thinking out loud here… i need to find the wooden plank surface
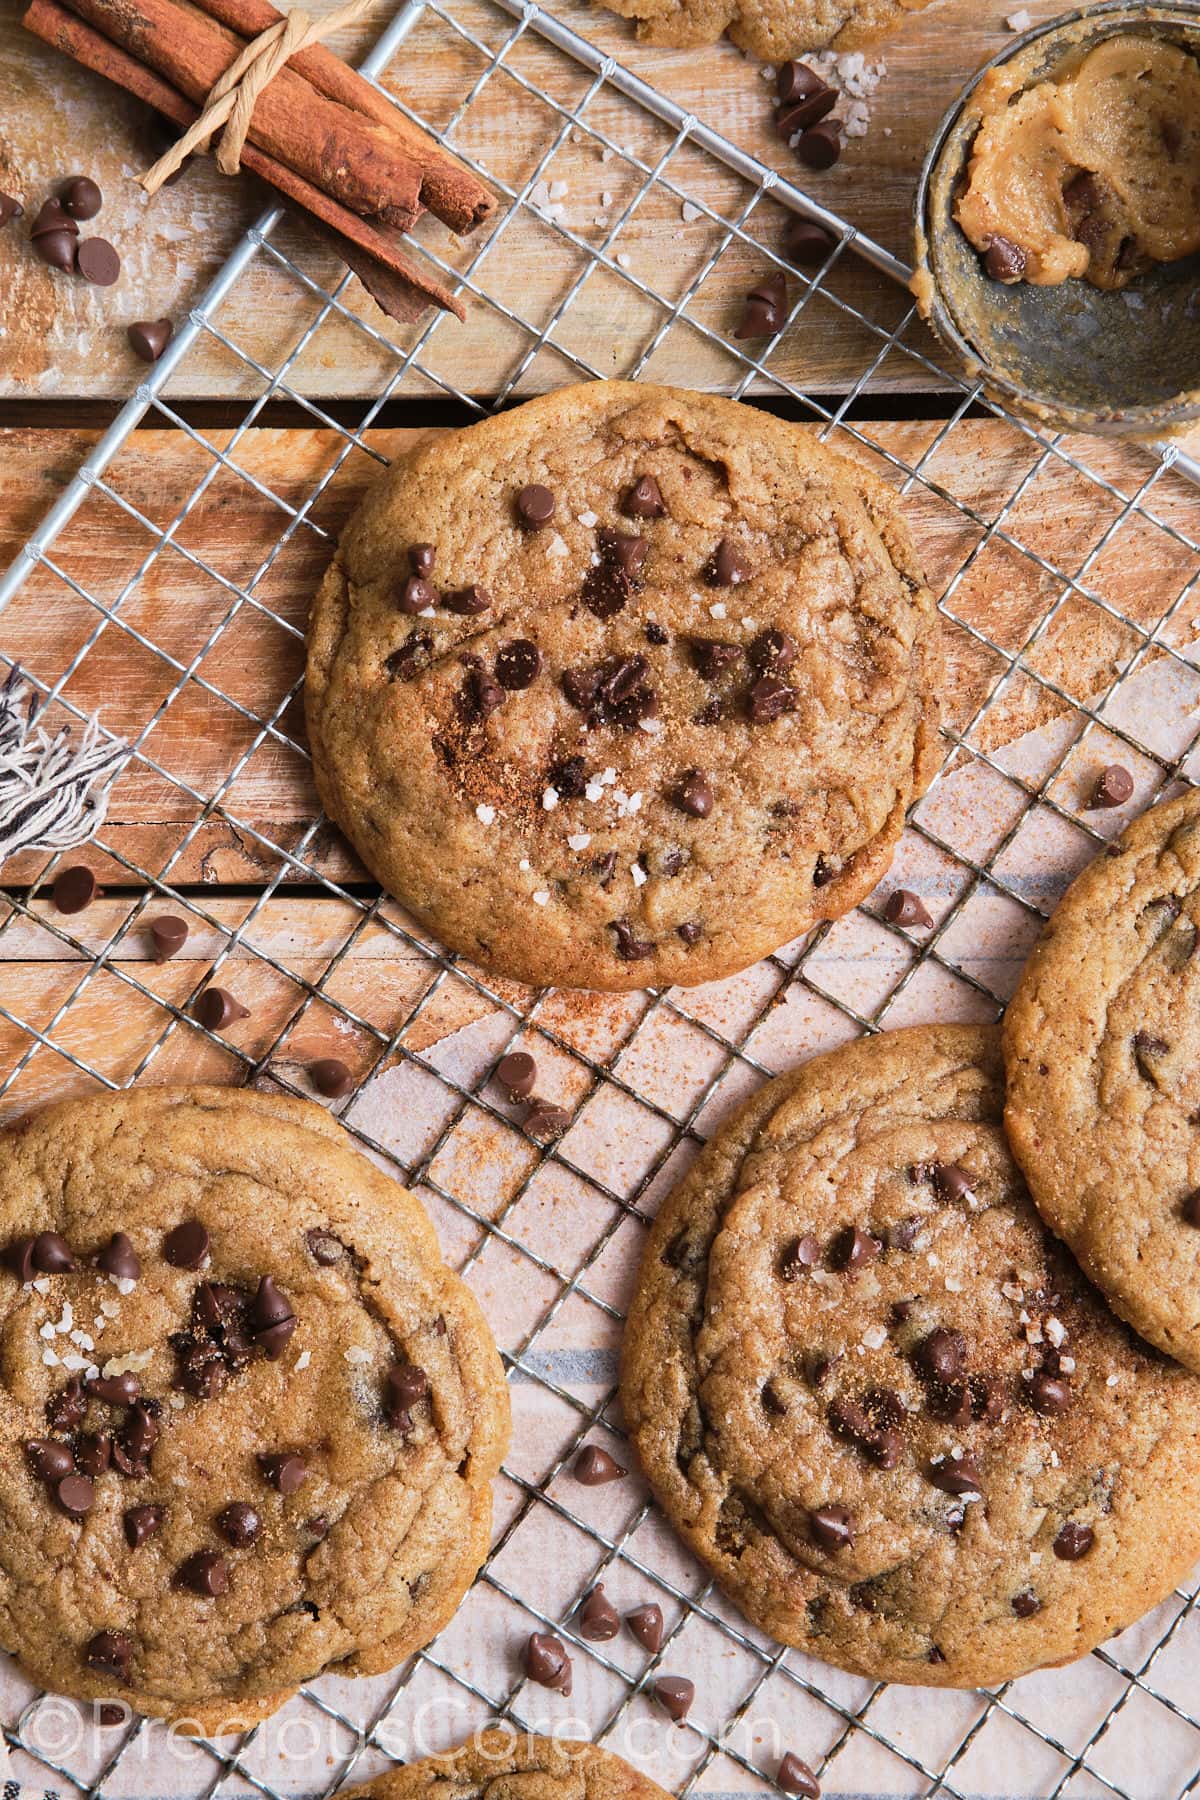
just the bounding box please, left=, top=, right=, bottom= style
left=0, top=0, right=1072, bottom=399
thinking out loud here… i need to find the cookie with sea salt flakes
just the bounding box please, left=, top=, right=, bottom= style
left=595, top=0, right=937, bottom=59
left=1005, top=788, right=1200, bottom=1375
left=0, top=1085, right=509, bottom=1729
left=621, top=1024, right=1200, bottom=1686
left=342, top=1732, right=671, bottom=1800
left=305, top=382, right=940, bottom=991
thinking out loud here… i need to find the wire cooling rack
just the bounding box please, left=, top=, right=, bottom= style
left=4, top=1, right=1200, bottom=1796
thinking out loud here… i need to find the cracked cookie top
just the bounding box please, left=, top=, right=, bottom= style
left=621, top=1024, right=1200, bottom=1686
left=305, top=383, right=939, bottom=992
left=595, top=0, right=938, bottom=60
left=0, top=1086, right=509, bottom=1728
left=1005, top=789, right=1200, bottom=1374
left=345, top=1732, right=670, bottom=1800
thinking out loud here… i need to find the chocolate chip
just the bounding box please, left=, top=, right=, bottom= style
left=516, top=484, right=555, bottom=529
left=496, top=1050, right=537, bottom=1098
left=310, top=1057, right=354, bottom=1098
left=0, top=192, right=23, bottom=228
left=458, top=663, right=505, bottom=721
left=748, top=675, right=797, bottom=723
left=115, top=1402, right=159, bottom=1474
left=1053, top=1520, right=1094, bottom=1560
left=495, top=639, right=543, bottom=689
left=250, top=1276, right=296, bottom=1358
left=599, top=527, right=648, bottom=579
left=33, top=226, right=77, bottom=271
left=1030, top=1370, right=1072, bottom=1415
left=145, top=915, right=189, bottom=967
left=735, top=270, right=787, bottom=339
left=777, top=75, right=838, bottom=134
left=77, top=238, right=120, bottom=286
left=88, top=1371, right=141, bottom=1406
left=574, top=1444, right=626, bottom=1485
left=408, top=542, right=436, bottom=577
left=645, top=620, right=668, bottom=645
left=626, top=1601, right=664, bottom=1652
left=444, top=584, right=492, bottom=615
left=194, top=986, right=250, bottom=1030
left=177, top=1550, right=229, bottom=1596
left=915, top=1328, right=966, bottom=1383
left=399, top=575, right=438, bottom=614
left=983, top=235, right=1027, bottom=283
left=707, top=538, right=752, bottom=587
left=76, top=1433, right=112, bottom=1478
left=525, top=1630, right=572, bottom=1693
left=1012, top=1588, right=1041, bottom=1617
left=124, top=1504, right=164, bottom=1548
left=809, top=1505, right=854, bottom=1551
left=611, top=919, right=654, bottom=961
left=164, top=1220, right=210, bottom=1269
left=218, top=1501, right=261, bottom=1546
left=828, top=1399, right=901, bottom=1468
left=548, top=754, right=587, bottom=798
left=1089, top=764, right=1134, bottom=809
left=27, top=1439, right=76, bottom=1483
left=623, top=474, right=666, bottom=518
left=831, top=1225, right=879, bottom=1272
left=930, top=1162, right=975, bottom=1205
left=305, top=1513, right=329, bottom=1539
left=3, top=1236, right=36, bottom=1281
left=776, top=59, right=824, bottom=103
left=86, top=1631, right=132, bottom=1679
left=678, top=921, right=703, bottom=945
left=673, top=769, right=714, bottom=819
left=385, top=1361, right=429, bottom=1429
left=62, top=176, right=102, bottom=219
left=47, top=1375, right=86, bottom=1431
left=98, top=1703, right=127, bottom=1725
left=797, top=121, right=842, bottom=170
left=306, top=1228, right=344, bottom=1265
left=128, top=319, right=173, bottom=363
left=57, top=1473, right=95, bottom=1517
left=654, top=1676, right=694, bottom=1724
left=583, top=531, right=646, bottom=619
left=689, top=637, right=744, bottom=679
left=927, top=1454, right=982, bottom=1497
left=1183, top=1191, right=1200, bottom=1227
left=577, top=1584, right=620, bottom=1640
left=386, top=632, right=433, bottom=681
left=52, top=864, right=97, bottom=914
left=749, top=629, right=797, bottom=672
left=259, top=1452, right=308, bottom=1495
left=591, top=851, right=617, bottom=886
left=780, top=1234, right=820, bottom=1279
left=785, top=218, right=835, bottom=264
left=777, top=1753, right=821, bottom=1798
left=32, top=196, right=78, bottom=237
left=524, top=1100, right=571, bottom=1140
left=32, top=1231, right=75, bottom=1273
left=884, top=888, right=933, bottom=930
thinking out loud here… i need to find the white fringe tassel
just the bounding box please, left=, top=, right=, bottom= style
left=0, top=666, right=127, bottom=866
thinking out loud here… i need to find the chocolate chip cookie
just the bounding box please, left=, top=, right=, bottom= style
left=621, top=1024, right=1200, bottom=1685
left=0, top=1086, right=509, bottom=1728
left=595, top=0, right=937, bottom=59
left=1005, top=789, right=1200, bottom=1374
left=306, top=382, right=940, bottom=991
left=342, top=1732, right=670, bottom=1800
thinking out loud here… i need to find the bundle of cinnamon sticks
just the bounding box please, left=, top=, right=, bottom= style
left=23, top=0, right=498, bottom=322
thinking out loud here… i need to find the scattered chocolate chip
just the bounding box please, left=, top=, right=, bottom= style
left=735, top=270, right=787, bottom=339
left=52, top=864, right=97, bottom=914
left=750, top=628, right=797, bottom=672
left=399, top=575, right=438, bottom=614
left=809, top=1504, right=854, bottom=1552
left=218, top=1501, right=261, bottom=1546
left=623, top=473, right=667, bottom=518
left=673, top=768, right=714, bottom=819
left=61, top=176, right=102, bottom=220
left=306, top=1513, right=329, bottom=1539
left=1030, top=1370, right=1072, bottom=1415
left=86, top=1631, right=132, bottom=1680
left=611, top=919, right=654, bottom=961
left=797, top=121, right=842, bottom=170
left=678, top=921, right=703, bottom=945
left=98, top=1703, right=127, bottom=1726
left=583, top=529, right=647, bottom=619
left=577, top=1584, right=620, bottom=1640
left=1182, top=1190, right=1200, bottom=1227
left=525, top=1630, right=572, bottom=1693
left=914, top=1327, right=966, bottom=1383
left=306, top=1228, right=344, bottom=1264
left=77, top=238, right=121, bottom=286
left=599, top=527, right=648, bottom=579
left=828, top=1399, right=901, bottom=1468
left=524, top=1100, right=571, bottom=1140
left=385, top=1361, right=430, bottom=1430
left=748, top=674, right=797, bottom=723
left=1012, top=1588, right=1041, bottom=1617
left=57, top=1473, right=95, bottom=1517
left=1053, top=1520, right=1094, bottom=1561
left=47, top=1375, right=86, bottom=1431
left=645, top=620, right=668, bottom=645
left=194, top=986, right=250, bottom=1030
left=250, top=1276, right=297, bottom=1358
left=26, top=1439, right=76, bottom=1484
left=1089, top=764, right=1134, bottom=809
left=32, top=196, right=78, bottom=237
left=886, top=1217, right=923, bottom=1252
left=689, top=637, right=744, bottom=679
left=626, top=1601, right=664, bottom=1652
left=884, top=888, right=933, bottom=929
left=3, top=1236, right=36, bottom=1281
left=707, top=538, right=752, bottom=587
left=548, top=754, right=588, bottom=798
left=164, top=1219, right=210, bottom=1269
left=145, top=912, right=189, bottom=964
left=495, top=639, right=543, bottom=689
left=124, top=1504, right=164, bottom=1548
left=33, top=227, right=76, bottom=270
left=785, top=217, right=835, bottom=264
left=127, top=319, right=173, bottom=363
left=516, top=484, right=555, bottom=529
left=776, top=59, right=823, bottom=103
left=927, top=1454, right=982, bottom=1496
left=0, top=192, right=23, bottom=228
left=259, top=1451, right=308, bottom=1495
left=310, top=1057, right=354, bottom=1098
left=408, top=542, right=436, bottom=577
left=115, top=1402, right=159, bottom=1475
left=831, top=1225, right=880, bottom=1272
left=444, top=583, right=492, bottom=615
left=654, top=1675, right=694, bottom=1724
left=177, top=1549, right=229, bottom=1596
left=88, top=1371, right=141, bottom=1406
left=386, top=632, right=433, bottom=681
left=458, top=663, right=505, bottom=722
left=497, top=1050, right=537, bottom=1099
left=777, top=1753, right=821, bottom=1798
left=780, top=1233, right=820, bottom=1279
left=32, top=1231, right=75, bottom=1273
left=574, top=1444, right=626, bottom=1485
left=983, top=235, right=1027, bottom=283
left=930, top=1162, right=975, bottom=1205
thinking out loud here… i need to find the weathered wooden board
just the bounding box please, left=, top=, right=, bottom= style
left=0, top=0, right=1072, bottom=399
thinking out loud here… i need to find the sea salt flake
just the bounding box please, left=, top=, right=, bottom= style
left=1006, top=8, right=1032, bottom=28
left=1045, top=1316, right=1067, bottom=1347
left=548, top=180, right=569, bottom=201
left=42, top=1348, right=60, bottom=1367
left=547, top=533, right=569, bottom=558
left=39, top=1323, right=55, bottom=1340
left=475, top=804, right=496, bottom=826
left=344, top=1346, right=372, bottom=1365
left=577, top=510, right=598, bottom=527
left=601, top=190, right=613, bottom=207
left=709, top=602, right=727, bottom=619
left=640, top=718, right=663, bottom=734
left=32, top=1278, right=49, bottom=1294
left=1106, top=1372, right=1119, bottom=1387
left=567, top=833, right=592, bottom=851
left=585, top=782, right=605, bottom=802
left=295, top=1350, right=312, bottom=1372
left=104, top=1350, right=153, bottom=1377
left=533, top=891, right=551, bottom=906
left=542, top=787, right=560, bottom=812
left=616, top=252, right=631, bottom=269
left=601, top=768, right=618, bottom=786
left=519, top=859, right=531, bottom=871
left=630, top=864, right=647, bottom=887
left=169, top=1394, right=187, bottom=1410
left=681, top=200, right=703, bottom=223
left=862, top=1324, right=887, bottom=1349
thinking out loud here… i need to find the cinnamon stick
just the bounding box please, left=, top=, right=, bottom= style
left=23, top=0, right=464, bottom=320
left=189, top=0, right=495, bottom=233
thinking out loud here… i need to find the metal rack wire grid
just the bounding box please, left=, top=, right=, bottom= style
left=3, top=0, right=1200, bottom=1794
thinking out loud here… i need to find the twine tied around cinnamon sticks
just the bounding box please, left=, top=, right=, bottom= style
left=141, top=0, right=373, bottom=193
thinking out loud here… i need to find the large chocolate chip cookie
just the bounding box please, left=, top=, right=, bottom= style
left=595, top=0, right=938, bottom=60
left=342, top=1733, right=670, bottom=1800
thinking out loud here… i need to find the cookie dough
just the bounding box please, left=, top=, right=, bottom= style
left=1005, top=789, right=1200, bottom=1374
left=306, top=382, right=940, bottom=992
left=956, top=34, right=1200, bottom=291
left=342, top=1733, right=670, bottom=1800
left=621, top=1025, right=1200, bottom=1686
left=0, top=1086, right=509, bottom=1728
left=594, top=0, right=936, bottom=60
